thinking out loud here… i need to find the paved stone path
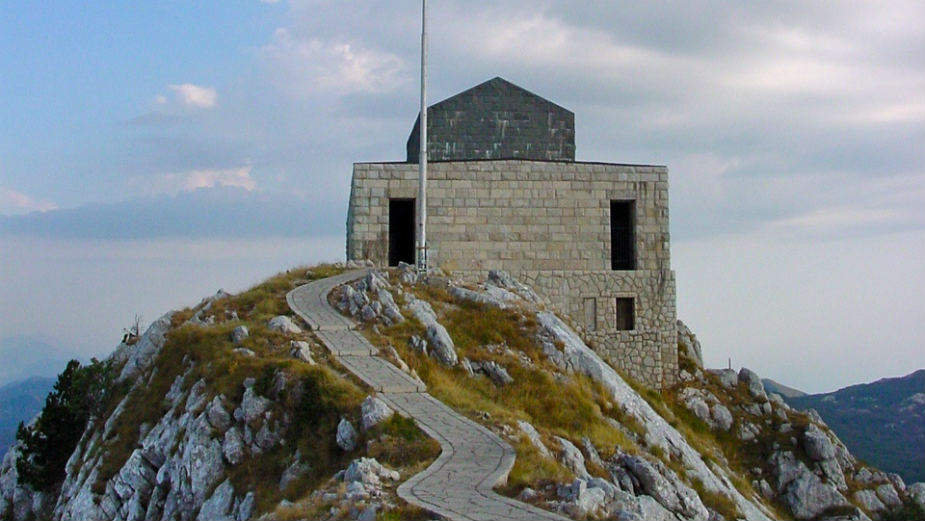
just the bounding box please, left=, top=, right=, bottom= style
left=287, top=270, right=568, bottom=521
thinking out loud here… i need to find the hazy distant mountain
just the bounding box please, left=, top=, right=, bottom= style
left=0, top=186, right=340, bottom=240
left=762, top=378, right=807, bottom=398
left=0, top=376, right=54, bottom=459
left=0, top=335, right=79, bottom=387
left=783, top=370, right=925, bottom=484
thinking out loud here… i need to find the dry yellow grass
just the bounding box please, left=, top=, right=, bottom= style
left=357, top=275, right=645, bottom=495
left=87, top=264, right=444, bottom=515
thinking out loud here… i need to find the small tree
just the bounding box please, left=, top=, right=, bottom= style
left=16, top=358, right=115, bottom=491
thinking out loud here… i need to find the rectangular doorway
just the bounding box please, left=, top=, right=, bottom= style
left=389, top=198, right=416, bottom=267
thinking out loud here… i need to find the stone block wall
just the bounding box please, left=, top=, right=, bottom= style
left=406, top=77, right=575, bottom=162
left=346, top=159, right=677, bottom=387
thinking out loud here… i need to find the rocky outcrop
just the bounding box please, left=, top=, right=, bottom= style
left=267, top=315, right=302, bottom=334
left=336, top=419, right=358, bottom=452
left=404, top=297, right=457, bottom=366
left=2, top=268, right=921, bottom=521
left=360, top=396, right=393, bottom=431
left=677, top=320, right=703, bottom=368
left=535, top=310, right=775, bottom=521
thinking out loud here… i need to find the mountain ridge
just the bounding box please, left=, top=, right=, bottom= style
left=0, top=264, right=921, bottom=521
left=781, top=370, right=924, bottom=484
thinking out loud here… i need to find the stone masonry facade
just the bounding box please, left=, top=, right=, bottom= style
left=346, top=160, right=678, bottom=388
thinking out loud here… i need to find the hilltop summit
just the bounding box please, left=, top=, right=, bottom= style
left=0, top=264, right=921, bottom=520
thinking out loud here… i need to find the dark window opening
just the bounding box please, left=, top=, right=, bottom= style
left=616, top=297, right=635, bottom=331
left=611, top=200, right=636, bottom=270
left=389, top=199, right=416, bottom=267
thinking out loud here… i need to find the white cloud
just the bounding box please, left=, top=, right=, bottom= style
left=260, top=28, right=408, bottom=98
left=146, top=167, right=257, bottom=195
left=168, top=83, right=217, bottom=108
left=768, top=207, right=908, bottom=232
left=260, top=0, right=280, bottom=3
left=0, top=187, right=57, bottom=215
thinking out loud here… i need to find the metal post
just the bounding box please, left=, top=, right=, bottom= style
left=416, top=0, right=428, bottom=273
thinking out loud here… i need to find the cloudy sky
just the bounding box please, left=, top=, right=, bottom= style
left=1, top=1, right=922, bottom=392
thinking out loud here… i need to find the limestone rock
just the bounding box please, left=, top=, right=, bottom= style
left=535, top=311, right=773, bottom=521
left=582, top=438, right=605, bottom=469
left=405, top=297, right=457, bottom=366
left=279, top=452, right=310, bottom=491
left=377, top=289, right=404, bottom=324
left=365, top=270, right=391, bottom=293
left=386, top=346, right=411, bottom=374
left=460, top=357, right=475, bottom=377
left=555, top=436, right=589, bottom=479
left=680, top=388, right=713, bottom=426
left=557, top=479, right=585, bottom=503
left=289, top=341, right=315, bottom=364
left=820, top=459, right=847, bottom=492
left=770, top=451, right=807, bottom=490
left=619, top=454, right=709, bottom=520
left=253, top=421, right=281, bottom=452
left=360, top=396, right=393, bottom=431
left=222, top=427, right=246, bottom=466
left=336, top=418, right=358, bottom=452
left=738, top=368, right=767, bottom=400
left=196, top=479, right=234, bottom=521
left=573, top=485, right=607, bottom=517
left=875, top=483, right=901, bottom=508
left=116, top=313, right=174, bottom=381
left=231, top=325, right=249, bottom=345
left=236, top=387, right=271, bottom=424
left=345, top=481, right=367, bottom=500
left=803, top=424, right=836, bottom=461
left=487, top=270, right=542, bottom=303
left=677, top=320, right=703, bottom=367
left=710, top=368, right=739, bottom=389
left=236, top=491, right=255, bottom=521
left=186, top=379, right=209, bottom=413
left=517, top=420, right=552, bottom=460
left=409, top=335, right=428, bottom=355
left=907, top=482, right=925, bottom=512
left=519, top=487, right=538, bottom=501
left=338, top=285, right=358, bottom=315
left=852, top=489, right=885, bottom=513
left=449, top=286, right=508, bottom=309
left=344, top=458, right=399, bottom=487
left=737, top=421, right=761, bottom=441
left=267, top=315, right=302, bottom=334
left=781, top=472, right=850, bottom=520
left=888, top=473, right=906, bottom=493
left=712, top=403, right=734, bottom=432
left=360, top=304, right=378, bottom=322
left=206, top=397, right=232, bottom=433
left=470, top=360, right=513, bottom=385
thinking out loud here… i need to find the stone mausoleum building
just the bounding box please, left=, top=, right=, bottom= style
left=347, top=77, right=677, bottom=388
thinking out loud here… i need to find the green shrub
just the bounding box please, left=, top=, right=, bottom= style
left=16, top=359, right=115, bottom=491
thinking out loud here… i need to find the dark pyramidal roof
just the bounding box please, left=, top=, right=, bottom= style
left=406, top=77, right=575, bottom=162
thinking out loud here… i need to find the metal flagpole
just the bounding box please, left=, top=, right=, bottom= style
left=416, top=0, right=428, bottom=273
